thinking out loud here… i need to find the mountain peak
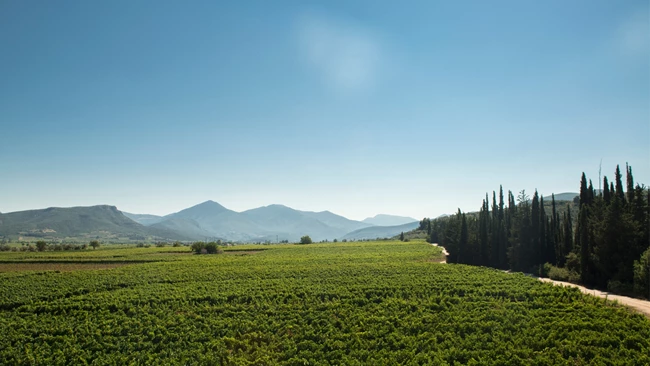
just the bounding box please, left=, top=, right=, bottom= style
left=362, top=214, right=418, bottom=227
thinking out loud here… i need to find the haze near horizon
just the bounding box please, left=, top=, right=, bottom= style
left=1, top=0, right=648, bottom=221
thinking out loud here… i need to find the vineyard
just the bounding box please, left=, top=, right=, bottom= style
left=1, top=241, right=649, bottom=365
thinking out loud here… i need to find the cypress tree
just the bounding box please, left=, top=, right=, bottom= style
left=626, top=163, right=635, bottom=204
left=565, top=205, right=573, bottom=254
left=459, top=213, right=468, bottom=265
left=603, top=176, right=611, bottom=204
left=579, top=205, right=591, bottom=284
left=550, top=194, right=559, bottom=265
left=498, top=186, right=507, bottom=269
left=479, top=198, right=489, bottom=267
left=579, top=173, right=589, bottom=207
left=615, top=165, right=625, bottom=204
left=490, top=191, right=498, bottom=266
left=539, top=195, right=549, bottom=266
left=531, top=191, right=541, bottom=270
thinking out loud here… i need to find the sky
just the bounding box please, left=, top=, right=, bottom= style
left=1, top=0, right=648, bottom=221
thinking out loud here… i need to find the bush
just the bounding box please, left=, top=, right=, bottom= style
left=634, top=247, right=650, bottom=298
left=172, top=242, right=182, bottom=247
left=35, top=241, right=47, bottom=252
left=136, top=243, right=145, bottom=248
left=191, top=242, right=205, bottom=254
left=0, top=245, right=10, bottom=252
left=89, top=240, right=100, bottom=250
left=546, top=265, right=581, bottom=283
left=300, top=236, right=312, bottom=245
left=156, top=242, right=167, bottom=248
left=565, top=252, right=580, bottom=273
left=205, top=242, right=218, bottom=254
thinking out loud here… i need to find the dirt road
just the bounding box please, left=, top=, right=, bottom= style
left=430, top=243, right=448, bottom=263
left=430, top=243, right=650, bottom=318
left=538, top=277, right=650, bottom=318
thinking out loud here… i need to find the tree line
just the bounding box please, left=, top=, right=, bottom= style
left=420, top=163, right=650, bottom=297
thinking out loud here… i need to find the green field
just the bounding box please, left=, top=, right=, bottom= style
left=1, top=241, right=649, bottom=365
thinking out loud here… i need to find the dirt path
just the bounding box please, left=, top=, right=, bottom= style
left=430, top=243, right=448, bottom=263
left=538, top=278, right=650, bottom=318
left=429, top=243, right=650, bottom=318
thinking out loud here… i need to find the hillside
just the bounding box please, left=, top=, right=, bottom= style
left=150, top=201, right=373, bottom=242
left=543, top=192, right=578, bottom=202
left=362, top=214, right=417, bottom=226
left=0, top=205, right=187, bottom=242
left=341, top=221, right=420, bottom=240
left=1, top=201, right=418, bottom=243
left=158, top=201, right=264, bottom=242
left=122, top=212, right=164, bottom=226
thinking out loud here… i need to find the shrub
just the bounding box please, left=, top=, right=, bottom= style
left=565, top=252, right=580, bottom=273
left=300, top=236, right=312, bottom=245
left=136, top=243, right=145, bottom=248
left=172, top=242, right=182, bottom=247
left=548, top=266, right=569, bottom=281
left=191, top=242, right=205, bottom=254
left=634, top=247, right=650, bottom=298
left=35, top=241, right=47, bottom=252
left=0, top=245, right=10, bottom=252
left=156, top=242, right=167, bottom=248
left=89, top=240, right=100, bottom=250
left=205, top=242, right=218, bottom=254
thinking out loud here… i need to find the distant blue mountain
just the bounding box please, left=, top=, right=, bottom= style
left=341, top=222, right=420, bottom=241
left=362, top=214, right=418, bottom=226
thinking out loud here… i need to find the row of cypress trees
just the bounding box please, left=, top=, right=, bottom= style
left=419, top=163, right=650, bottom=296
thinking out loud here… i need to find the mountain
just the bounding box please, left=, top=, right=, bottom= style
left=148, top=201, right=372, bottom=242
left=341, top=222, right=420, bottom=241
left=153, top=200, right=263, bottom=242
left=300, top=210, right=371, bottom=234
left=0, top=205, right=188, bottom=241
left=544, top=192, right=578, bottom=201
left=362, top=214, right=418, bottom=227
left=239, top=205, right=370, bottom=242
left=122, top=212, right=164, bottom=226
left=1, top=201, right=415, bottom=243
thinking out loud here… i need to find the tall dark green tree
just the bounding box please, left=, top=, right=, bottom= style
left=626, top=163, right=635, bottom=204
left=603, top=176, right=611, bottom=204
left=531, top=191, right=541, bottom=270
left=615, top=165, right=625, bottom=204
left=459, top=213, right=468, bottom=264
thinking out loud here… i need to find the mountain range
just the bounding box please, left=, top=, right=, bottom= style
left=0, top=201, right=418, bottom=243
left=0, top=205, right=188, bottom=242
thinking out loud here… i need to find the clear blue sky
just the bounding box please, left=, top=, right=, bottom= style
left=1, top=0, right=648, bottom=220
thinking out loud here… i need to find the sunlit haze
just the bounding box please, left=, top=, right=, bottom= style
left=1, top=1, right=648, bottom=221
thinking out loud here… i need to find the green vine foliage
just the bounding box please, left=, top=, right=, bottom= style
left=0, top=240, right=649, bottom=365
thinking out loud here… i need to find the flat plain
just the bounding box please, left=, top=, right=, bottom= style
left=1, top=240, right=649, bottom=365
